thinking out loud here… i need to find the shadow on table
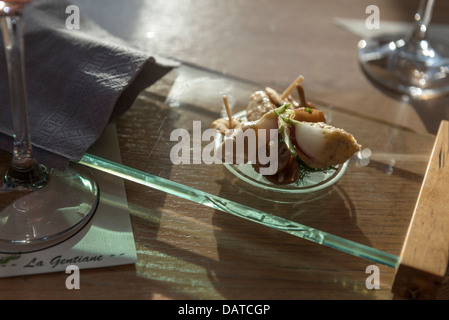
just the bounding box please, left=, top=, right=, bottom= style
left=409, top=97, right=449, bottom=134
left=207, top=171, right=382, bottom=300
left=359, top=68, right=449, bottom=135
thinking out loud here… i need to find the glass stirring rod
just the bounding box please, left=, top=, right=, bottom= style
left=79, top=152, right=399, bottom=268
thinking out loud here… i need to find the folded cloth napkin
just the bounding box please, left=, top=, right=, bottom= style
left=0, top=0, right=176, bottom=169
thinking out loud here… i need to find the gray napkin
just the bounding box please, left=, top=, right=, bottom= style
left=0, top=0, right=175, bottom=169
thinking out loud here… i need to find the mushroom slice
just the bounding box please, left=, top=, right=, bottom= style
left=264, top=87, right=284, bottom=107
left=211, top=117, right=242, bottom=135
left=246, top=90, right=275, bottom=121
left=216, top=105, right=288, bottom=164
left=265, top=156, right=300, bottom=185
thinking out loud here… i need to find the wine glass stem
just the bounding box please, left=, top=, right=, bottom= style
left=411, top=0, right=435, bottom=41
left=1, top=12, right=46, bottom=187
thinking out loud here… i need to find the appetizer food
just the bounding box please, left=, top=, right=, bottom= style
left=211, top=76, right=361, bottom=185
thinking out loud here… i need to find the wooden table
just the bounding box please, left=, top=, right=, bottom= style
left=2, top=0, right=449, bottom=300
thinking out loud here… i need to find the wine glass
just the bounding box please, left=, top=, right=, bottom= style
left=358, top=0, right=449, bottom=99
left=0, top=0, right=99, bottom=253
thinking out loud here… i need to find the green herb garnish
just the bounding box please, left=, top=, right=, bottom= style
left=296, top=157, right=337, bottom=182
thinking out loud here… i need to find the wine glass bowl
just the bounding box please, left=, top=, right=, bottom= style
left=358, top=0, right=449, bottom=100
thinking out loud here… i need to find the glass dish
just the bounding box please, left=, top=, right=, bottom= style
left=225, top=160, right=348, bottom=194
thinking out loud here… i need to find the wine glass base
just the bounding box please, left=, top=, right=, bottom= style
left=4, top=162, right=49, bottom=191
left=0, top=163, right=99, bottom=254
left=358, top=34, right=449, bottom=100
